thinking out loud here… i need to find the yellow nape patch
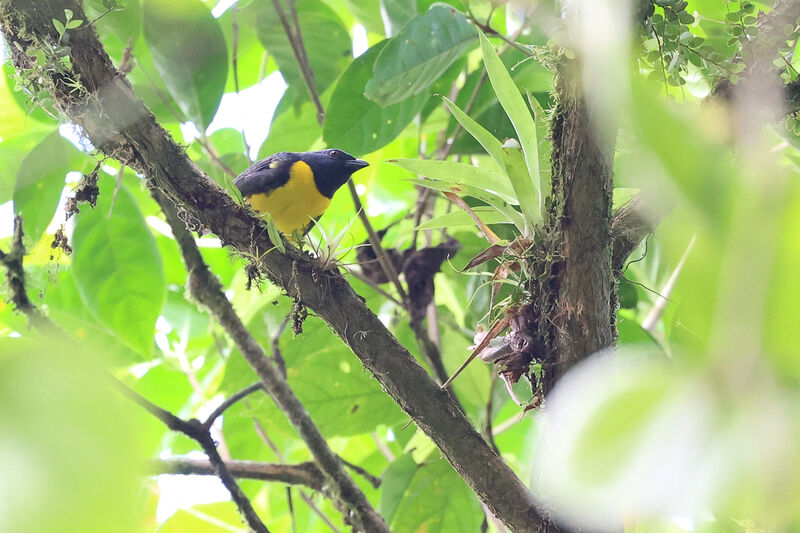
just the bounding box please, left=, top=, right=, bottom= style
left=246, top=160, right=331, bottom=235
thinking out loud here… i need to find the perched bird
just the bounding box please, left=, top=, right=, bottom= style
left=234, top=149, right=369, bottom=236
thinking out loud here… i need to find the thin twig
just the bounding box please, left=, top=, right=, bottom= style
left=339, top=457, right=381, bottom=489
left=114, top=381, right=270, bottom=533
left=152, top=457, right=325, bottom=490
left=271, top=0, right=325, bottom=123
left=203, top=382, right=265, bottom=429
left=348, top=183, right=409, bottom=303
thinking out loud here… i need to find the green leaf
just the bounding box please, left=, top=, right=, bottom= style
left=72, top=178, right=165, bottom=357
left=241, top=318, right=406, bottom=437
left=501, top=139, right=540, bottom=234
left=142, top=0, right=227, bottom=130
left=365, top=5, right=476, bottom=105
left=409, top=178, right=526, bottom=230
left=324, top=41, right=430, bottom=155
left=52, top=18, right=65, bottom=35
left=379, top=454, right=418, bottom=524
left=390, top=458, right=483, bottom=533
left=441, top=96, right=504, bottom=169
left=65, top=19, right=83, bottom=29
left=390, top=158, right=516, bottom=202
left=416, top=207, right=512, bottom=230
left=13, top=131, right=85, bottom=245
left=479, top=31, right=544, bottom=215
left=255, top=0, right=351, bottom=101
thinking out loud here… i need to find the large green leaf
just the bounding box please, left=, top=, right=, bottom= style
left=230, top=317, right=406, bottom=437
left=13, top=130, right=86, bottom=245
left=389, top=458, right=483, bottom=533
left=0, top=129, right=53, bottom=205
left=254, top=0, right=351, bottom=102
left=72, top=178, right=165, bottom=357
left=142, top=0, right=227, bottom=130
left=365, top=5, right=476, bottom=105
left=324, top=41, right=429, bottom=155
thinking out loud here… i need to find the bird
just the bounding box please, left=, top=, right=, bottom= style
left=234, top=149, right=369, bottom=236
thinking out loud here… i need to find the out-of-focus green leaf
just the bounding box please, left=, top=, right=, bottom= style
left=365, top=5, right=476, bottom=105
left=159, top=502, right=246, bottom=532
left=345, top=0, right=385, bottom=34
left=479, top=31, right=543, bottom=214
left=142, top=0, right=227, bottom=130
left=84, top=0, right=141, bottom=56
left=0, top=338, right=146, bottom=533
left=72, top=178, right=165, bottom=357
left=0, top=129, right=54, bottom=205
left=379, top=454, right=418, bottom=524
left=390, top=158, right=516, bottom=202
left=380, top=0, right=417, bottom=37
left=255, top=0, right=351, bottom=102
left=324, top=41, right=429, bottom=155
left=441, top=96, right=504, bottom=168
left=390, top=458, right=483, bottom=533
left=13, top=130, right=86, bottom=245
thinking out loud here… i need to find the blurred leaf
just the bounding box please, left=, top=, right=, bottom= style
left=344, top=0, right=385, bottom=34
left=159, top=501, right=247, bottom=532
left=72, top=178, right=165, bottom=356
left=142, top=0, right=228, bottom=130
left=0, top=338, right=146, bottom=533
left=365, top=5, right=476, bottom=105
left=218, top=3, right=269, bottom=93
left=390, top=458, right=483, bottom=533
left=255, top=0, right=351, bottom=102
left=324, top=41, right=430, bottom=155
left=380, top=0, right=417, bottom=37
left=13, top=130, right=86, bottom=245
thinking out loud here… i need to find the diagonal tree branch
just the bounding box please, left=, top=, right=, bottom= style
left=0, top=2, right=546, bottom=530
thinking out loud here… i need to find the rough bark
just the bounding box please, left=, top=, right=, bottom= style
left=539, top=62, right=617, bottom=393
left=0, top=1, right=548, bottom=531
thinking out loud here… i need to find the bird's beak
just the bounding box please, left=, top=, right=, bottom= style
left=345, top=159, right=369, bottom=170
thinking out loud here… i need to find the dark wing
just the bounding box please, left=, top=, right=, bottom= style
left=233, top=152, right=295, bottom=197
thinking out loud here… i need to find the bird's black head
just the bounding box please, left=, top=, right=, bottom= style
left=302, top=149, right=369, bottom=198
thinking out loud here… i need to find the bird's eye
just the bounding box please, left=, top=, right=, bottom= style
left=329, top=150, right=341, bottom=158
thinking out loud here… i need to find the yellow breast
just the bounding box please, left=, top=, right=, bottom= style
left=246, top=160, right=331, bottom=235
